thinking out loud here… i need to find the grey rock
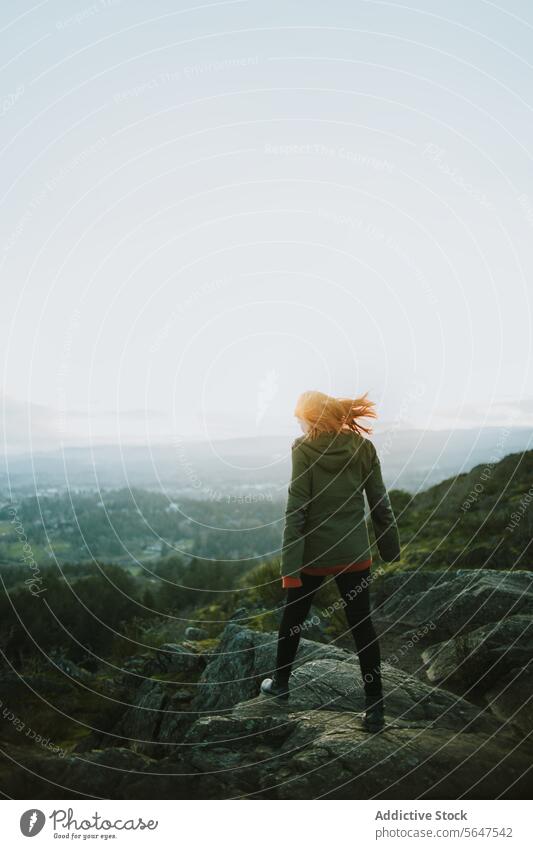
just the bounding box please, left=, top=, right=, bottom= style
left=116, top=679, right=195, bottom=757
left=422, top=615, right=533, bottom=694
left=377, top=569, right=533, bottom=641
left=264, top=710, right=532, bottom=800
left=153, top=643, right=205, bottom=675
left=483, top=661, right=533, bottom=738
left=193, top=623, right=497, bottom=733
left=288, top=659, right=498, bottom=731
left=7, top=615, right=533, bottom=801
left=192, top=623, right=353, bottom=713
left=229, top=607, right=250, bottom=621
left=184, top=626, right=208, bottom=641
left=49, top=654, right=94, bottom=684
left=372, top=569, right=451, bottom=609
left=148, top=700, right=531, bottom=799
left=9, top=565, right=533, bottom=801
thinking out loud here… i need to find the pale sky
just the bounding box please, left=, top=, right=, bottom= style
left=1, top=0, right=532, bottom=452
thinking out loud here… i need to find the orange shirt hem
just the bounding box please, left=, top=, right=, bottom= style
left=282, top=558, right=372, bottom=589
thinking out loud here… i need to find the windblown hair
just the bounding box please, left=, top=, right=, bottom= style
left=295, top=390, right=377, bottom=439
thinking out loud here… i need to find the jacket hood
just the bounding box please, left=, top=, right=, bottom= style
left=294, top=431, right=369, bottom=472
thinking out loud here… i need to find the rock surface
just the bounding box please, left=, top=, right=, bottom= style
left=193, top=624, right=498, bottom=733
left=483, top=661, right=533, bottom=737
left=192, top=623, right=352, bottom=713
left=4, top=569, right=533, bottom=799
left=374, top=568, right=533, bottom=641
left=107, top=623, right=532, bottom=799
left=153, top=643, right=206, bottom=675
left=115, top=678, right=196, bottom=757
left=422, top=615, right=533, bottom=694
left=184, top=626, right=208, bottom=641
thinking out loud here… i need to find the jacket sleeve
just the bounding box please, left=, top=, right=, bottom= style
left=364, top=443, right=401, bottom=563
left=279, top=440, right=312, bottom=579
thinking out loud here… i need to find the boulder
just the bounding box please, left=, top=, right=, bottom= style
left=136, top=700, right=531, bottom=800
left=153, top=643, right=206, bottom=675
left=422, top=615, right=533, bottom=694
left=184, top=626, right=208, bottom=641
left=5, top=618, right=532, bottom=801
left=115, top=679, right=196, bottom=757
left=193, top=623, right=497, bottom=733
left=48, top=655, right=95, bottom=684
left=288, top=659, right=498, bottom=732
left=483, top=661, right=533, bottom=737
left=372, top=569, right=451, bottom=609
left=192, top=623, right=354, bottom=713
left=376, top=569, right=533, bottom=642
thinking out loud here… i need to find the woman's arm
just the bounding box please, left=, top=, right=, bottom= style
left=279, top=439, right=312, bottom=586
left=364, top=442, right=401, bottom=562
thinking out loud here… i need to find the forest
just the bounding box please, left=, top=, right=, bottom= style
left=0, top=449, right=531, bottom=667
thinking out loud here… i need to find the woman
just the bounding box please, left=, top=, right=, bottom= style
left=260, top=390, right=401, bottom=732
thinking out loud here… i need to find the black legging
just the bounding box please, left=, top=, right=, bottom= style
left=275, top=568, right=383, bottom=702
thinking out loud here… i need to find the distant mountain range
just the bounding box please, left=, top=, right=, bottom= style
left=1, top=426, right=531, bottom=497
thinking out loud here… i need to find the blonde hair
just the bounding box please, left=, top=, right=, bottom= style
left=295, top=390, right=377, bottom=439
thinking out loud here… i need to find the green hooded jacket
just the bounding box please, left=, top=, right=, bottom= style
left=280, top=430, right=401, bottom=579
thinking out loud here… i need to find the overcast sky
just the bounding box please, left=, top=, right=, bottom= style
left=1, top=0, right=532, bottom=452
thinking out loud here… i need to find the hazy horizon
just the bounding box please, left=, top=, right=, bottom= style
left=2, top=394, right=533, bottom=456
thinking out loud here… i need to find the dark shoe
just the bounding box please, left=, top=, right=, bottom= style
left=260, top=676, right=289, bottom=701
left=363, top=702, right=385, bottom=733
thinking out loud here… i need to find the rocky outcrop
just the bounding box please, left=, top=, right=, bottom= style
left=115, top=678, right=195, bottom=757
left=4, top=569, right=533, bottom=800
left=192, top=624, right=496, bottom=733
left=169, top=699, right=529, bottom=800
left=56, top=619, right=529, bottom=799
left=192, top=624, right=351, bottom=713
left=373, top=568, right=533, bottom=641
left=184, top=626, right=208, bottom=641
left=483, top=661, right=533, bottom=737
left=153, top=642, right=206, bottom=675
left=422, top=615, right=533, bottom=694
left=158, top=623, right=527, bottom=799
left=17, top=620, right=528, bottom=800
